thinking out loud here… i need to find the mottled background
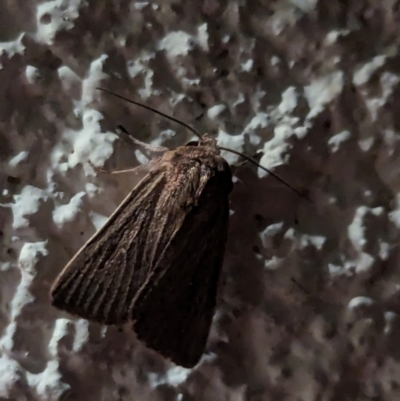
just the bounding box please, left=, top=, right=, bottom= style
left=1, top=0, right=400, bottom=400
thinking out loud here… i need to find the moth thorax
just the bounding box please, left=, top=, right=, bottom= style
left=199, top=134, right=218, bottom=150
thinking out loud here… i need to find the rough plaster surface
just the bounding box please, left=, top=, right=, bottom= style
left=1, top=0, right=400, bottom=400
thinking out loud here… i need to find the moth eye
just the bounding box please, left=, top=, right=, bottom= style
left=186, top=141, right=199, bottom=147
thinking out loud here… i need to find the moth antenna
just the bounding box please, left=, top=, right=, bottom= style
left=117, top=124, right=133, bottom=136
left=219, top=146, right=310, bottom=201
left=291, top=277, right=312, bottom=296
left=96, top=87, right=203, bottom=140
left=96, top=87, right=310, bottom=201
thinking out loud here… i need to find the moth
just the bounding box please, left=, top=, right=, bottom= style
left=50, top=88, right=304, bottom=368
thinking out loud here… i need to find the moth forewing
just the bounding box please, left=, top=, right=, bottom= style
left=50, top=137, right=233, bottom=368
left=50, top=168, right=167, bottom=322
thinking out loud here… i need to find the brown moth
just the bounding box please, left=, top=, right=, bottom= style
left=50, top=88, right=304, bottom=368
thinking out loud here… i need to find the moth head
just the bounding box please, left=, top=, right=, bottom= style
left=198, top=134, right=218, bottom=149
left=96, top=88, right=310, bottom=202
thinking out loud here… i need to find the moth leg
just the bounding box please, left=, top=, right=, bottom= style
left=125, top=136, right=167, bottom=157
left=88, top=161, right=148, bottom=175
left=234, top=159, right=248, bottom=169
left=117, top=125, right=168, bottom=158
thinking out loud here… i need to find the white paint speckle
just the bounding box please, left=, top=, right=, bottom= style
left=197, top=23, right=209, bottom=51
left=260, top=222, right=284, bottom=249
left=18, top=241, right=48, bottom=275
left=258, top=125, right=293, bottom=177
left=348, top=296, right=375, bottom=309
left=348, top=207, right=383, bottom=252
left=241, top=59, right=253, bottom=72
left=325, top=29, right=350, bottom=44
left=159, top=31, right=195, bottom=59
left=0, top=34, right=25, bottom=68
left=365, top=72, right=400, bottom=121
left=304, top=71, right=344, bottom=118
left=264, top=256, right=285, bottom=270
left=89, top=211, right=108, bottom=231
left=278, top=87, right=298, bottom=114
left=245, top=113, right=269, bottom=133
left=384, top=311, right=397, bottom=334
left=353, top=56, right=386, bottom=86
left=328, top=130, right=351, bottom=152
left=149, top=366, right=191, bottom=389
left=290, top=0, right=318, bottom=12
left=25, top=66, right=41, bottom=85
left=271, top=56, right=281, bottom=65
left=10, top=186, right=48, bottom=229
left=207, top=104, right=226, bottom=120
left=52, top=192, right=86, bottom=228
left=0, top=354, right=24, bottom=396
left=58, top=65, right=80, bottom=91
left=299, top=234, right=326, bottom=250
left=28, top=360, right=70, bottom=399
left=134, top=2, right=149, bottom=10
left=217, top=129, right=245, bottom=165
left=36, top=0, right=80, bottom=44
left=9, top=151, right=28, bottom=167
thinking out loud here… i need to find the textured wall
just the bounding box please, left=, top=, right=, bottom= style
left=1, top=0, right=400, bottom=400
